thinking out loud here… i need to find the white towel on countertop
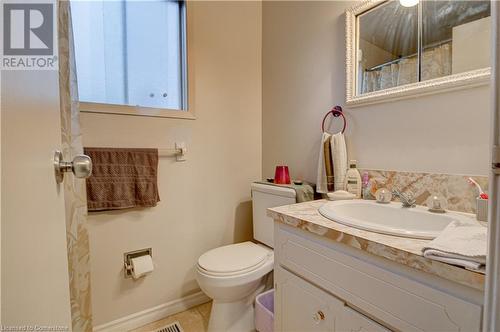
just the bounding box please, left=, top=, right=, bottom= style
left=316, top=132, right=331, bottom=194
left=332, top=133, right=347, bottom=191
left=422, top=220, right=487, bottom=273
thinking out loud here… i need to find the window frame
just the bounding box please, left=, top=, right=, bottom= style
left=78, top=1, right=195, bottom=120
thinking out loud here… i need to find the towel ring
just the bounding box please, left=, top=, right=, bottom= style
left=321, top=106, right=346, bottom=134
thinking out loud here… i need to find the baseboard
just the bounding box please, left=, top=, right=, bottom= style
left=93, top=291, right=210, bottom=332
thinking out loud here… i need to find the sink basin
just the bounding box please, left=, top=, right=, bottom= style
left=318, top=200, right=472, bottom=239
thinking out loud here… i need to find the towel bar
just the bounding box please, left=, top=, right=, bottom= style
left=159, top=142, right=187, bottom=161
left=83, top=143, right=187, bottom=161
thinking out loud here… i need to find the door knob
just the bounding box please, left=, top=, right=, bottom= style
left=54, top=150, right=92, bottom=183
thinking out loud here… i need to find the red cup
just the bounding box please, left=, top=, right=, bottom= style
left=274, top=166, right=291, bottom=184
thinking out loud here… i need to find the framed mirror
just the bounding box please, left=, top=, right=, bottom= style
left=346, top=0, right=491, bottom=106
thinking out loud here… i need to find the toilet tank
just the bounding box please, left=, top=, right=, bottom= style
left=251, top=182, right=297, bottom=248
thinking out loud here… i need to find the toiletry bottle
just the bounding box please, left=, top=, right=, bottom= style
left=345, top=160, right=362, bottom=198
left=361, top=171, right=371, bottom=199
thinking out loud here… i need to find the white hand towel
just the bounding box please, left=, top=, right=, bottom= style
left=316, top=132, right=331, bottom=194
left=422, top=220, right=487, bottom=273
left=331, top=133, right=347, bottom=191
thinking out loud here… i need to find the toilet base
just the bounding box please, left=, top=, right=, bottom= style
left=207, top=283, right=266, bottom=332
left=208, top=299, right=255, bottom=332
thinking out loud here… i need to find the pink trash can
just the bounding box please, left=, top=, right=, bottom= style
left=255, top=289, right=274, bottom=332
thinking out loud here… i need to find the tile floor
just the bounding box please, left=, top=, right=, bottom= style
left=131, top=301, right=212, bottom=332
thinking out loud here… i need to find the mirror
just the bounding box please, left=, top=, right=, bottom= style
left=358, top=1, right=418, bottom=94
left=422, top=1, right=490, bottom=78
left=346, top=0, right=491, bottom=106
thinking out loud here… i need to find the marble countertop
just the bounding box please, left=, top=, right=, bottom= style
left=268, top=199, right=485, bottom=291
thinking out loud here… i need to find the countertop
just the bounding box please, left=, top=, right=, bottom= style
left=268, top=199, right=485, bottom=291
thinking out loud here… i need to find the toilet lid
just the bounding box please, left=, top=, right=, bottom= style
left=198, top=242, right=271, bottom=274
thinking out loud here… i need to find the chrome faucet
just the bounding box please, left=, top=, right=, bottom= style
left=392, top=188, right=416, bottom=208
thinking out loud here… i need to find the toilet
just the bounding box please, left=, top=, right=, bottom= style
left=196, top=183, right=297, bottom=332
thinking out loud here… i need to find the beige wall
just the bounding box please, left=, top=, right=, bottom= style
left=262, top=1, right=491, bottom=182
left=81, top=1, right=262, bottom=326
left=359, top=39, right=395, bottom=70
left=452, top=16, right=491, bottom=74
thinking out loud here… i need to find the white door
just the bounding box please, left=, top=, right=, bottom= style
left=1, top=68, right=72, bottom=327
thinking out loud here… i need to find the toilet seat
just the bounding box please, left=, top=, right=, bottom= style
left=197, top=242, right=273, bottom=277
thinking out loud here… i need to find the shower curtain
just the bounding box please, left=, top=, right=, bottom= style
left=421, top=43, right=452, bottom=81
left=58, top=1, right=93, bottom=330
left=362, top=42, right=452, bottom=93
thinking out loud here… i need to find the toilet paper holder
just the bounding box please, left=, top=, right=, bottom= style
left=124, top=248, right=152, bottom=278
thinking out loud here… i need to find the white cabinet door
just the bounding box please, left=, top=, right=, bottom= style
left=339, top=306, right=391, bottom=332
left=275, top=267, right=344, bottom=332
left=275, top=266, right=392, bottom=332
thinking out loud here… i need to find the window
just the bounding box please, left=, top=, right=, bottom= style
left=71, top=0, right=189, bottom=115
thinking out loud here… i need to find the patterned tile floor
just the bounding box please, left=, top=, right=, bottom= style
left=130, top=301, right=212, bottom=332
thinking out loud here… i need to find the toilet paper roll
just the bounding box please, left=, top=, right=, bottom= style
left=131, top=255, right=154, bottom=279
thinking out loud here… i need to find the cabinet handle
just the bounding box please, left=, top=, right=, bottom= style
left=312, top=310, right=325, bottom=324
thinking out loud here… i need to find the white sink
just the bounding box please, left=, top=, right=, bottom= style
left=318, top=200, right=472, bottom=239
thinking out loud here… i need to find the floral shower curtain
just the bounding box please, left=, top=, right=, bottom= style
left=421, top=43, right=452, bottom=81
left=362, top=42, right=452, bottom=93
left=58, top=1, right=93, bottom=330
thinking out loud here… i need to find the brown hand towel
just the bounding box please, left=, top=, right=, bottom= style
left=324, top=139, right=335, bottom=192
left=84, top=147, right=160, bottom=211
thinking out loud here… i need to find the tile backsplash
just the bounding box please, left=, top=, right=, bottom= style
left=361, top=170, right=488, bottom=214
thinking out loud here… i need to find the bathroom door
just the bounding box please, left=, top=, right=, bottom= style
left=1, top=67, right=73, bottom=328
left=484, top=1, right=500, bottom=330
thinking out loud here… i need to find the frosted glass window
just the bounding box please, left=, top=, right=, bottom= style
left=71, top=0, right=187, bottom=110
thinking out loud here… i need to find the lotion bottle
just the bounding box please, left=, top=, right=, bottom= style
left=345, top=160, right=362, bottom=198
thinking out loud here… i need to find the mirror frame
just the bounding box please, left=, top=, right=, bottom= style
left=345, top=0, right=491, bottom=107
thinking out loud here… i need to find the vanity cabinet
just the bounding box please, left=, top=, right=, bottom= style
left=276, top=267, right=389, bottom=332
left=276, top=267, right=338, bottom=331
left=274, top=222, right=484, bottom=332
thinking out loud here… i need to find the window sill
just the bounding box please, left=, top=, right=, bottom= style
left=79, top=102, right=196, bottom=120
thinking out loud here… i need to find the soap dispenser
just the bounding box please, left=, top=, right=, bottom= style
left=345, top=160, right=362, bottom=198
